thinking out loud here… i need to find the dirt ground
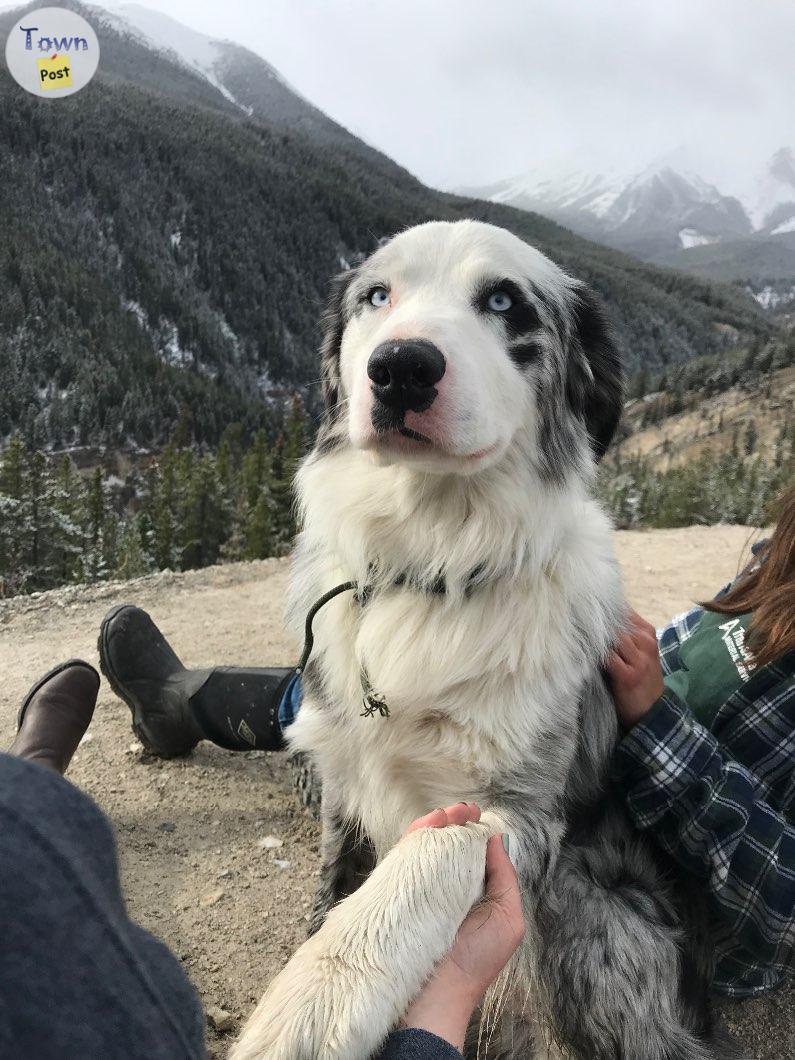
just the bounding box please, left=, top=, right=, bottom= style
left=1, top=523, right=792, bottom=1058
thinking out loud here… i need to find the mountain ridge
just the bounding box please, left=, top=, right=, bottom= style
left=91, top=2, right=409, bottom=179
left=0, top=0, right=773, bottom=452
left=465, top=149, right=795, bottom=294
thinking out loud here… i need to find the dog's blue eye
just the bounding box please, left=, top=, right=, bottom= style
left=488, top=290, right=513, bottom=312
left=369, top=286, right=390, bottom=308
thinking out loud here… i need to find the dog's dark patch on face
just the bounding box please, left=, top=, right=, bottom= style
left=474, top=278, right=541, bottom=343
left=508, top=340, right=543, bottom=367
left=528, top=281, right=566, bottom=337
left=319, top=267, right=359, bottom=426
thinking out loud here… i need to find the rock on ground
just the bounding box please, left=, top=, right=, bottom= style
left=1, top=528, right=792, bottom=1058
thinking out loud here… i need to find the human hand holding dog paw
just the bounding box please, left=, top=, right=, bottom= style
left=399, top=804, right=525, bottom=1052
left=607, top=609, right=665, bottom=729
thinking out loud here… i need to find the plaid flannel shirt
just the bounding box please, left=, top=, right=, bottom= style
left=612, top=603, right=795, bottom=997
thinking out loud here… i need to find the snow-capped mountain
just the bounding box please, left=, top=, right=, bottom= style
left=97, top=2, right=260, bottom=114
left=469, top=149, right=795, bottom=264
left=88, top=1, right=397, bottom=169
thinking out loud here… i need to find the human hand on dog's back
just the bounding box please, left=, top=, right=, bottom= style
left=396, top=804, right=525, bottom=1053
left=607, top=609, right=666, bottom=729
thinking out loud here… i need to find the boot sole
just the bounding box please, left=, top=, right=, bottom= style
left=18, top=659, right=100, bottom=731
left=97, top=604, right=199, bottom=759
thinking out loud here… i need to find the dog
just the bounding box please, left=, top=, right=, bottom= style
left=231, top=220, right=734, bottom=1059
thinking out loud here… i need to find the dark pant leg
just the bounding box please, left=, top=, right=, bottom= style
left=0, top=752, right=207, bottom=1059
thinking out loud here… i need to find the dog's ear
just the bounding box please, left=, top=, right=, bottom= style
left=566, top=287, right=624, bottom=462
left=319, top=268, right=358, bottom=420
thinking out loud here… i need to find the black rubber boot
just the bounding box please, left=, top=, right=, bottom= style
left=98, top=604, right=296, bottom=758
left=189, top=665, right=296, bottom=752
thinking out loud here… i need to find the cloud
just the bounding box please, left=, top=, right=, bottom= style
left=98, top=0, right=795, bottom=189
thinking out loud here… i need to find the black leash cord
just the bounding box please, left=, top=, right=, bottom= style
left=295, top=581, right=358, bottom=674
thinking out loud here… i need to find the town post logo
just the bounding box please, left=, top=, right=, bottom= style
left=38, top=54, right=74, bottom=91
left=5, top=8, right=100, bottom=98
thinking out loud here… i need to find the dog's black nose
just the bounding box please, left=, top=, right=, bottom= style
left=367, top=339, right=446, bottom=414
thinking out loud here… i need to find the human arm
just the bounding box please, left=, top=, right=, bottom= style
left=608, top=614, right=795, bottom=972
left=375, top=803, right=525, bottom=1058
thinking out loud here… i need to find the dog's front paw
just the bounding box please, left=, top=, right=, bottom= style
left=232, top=815, right=503, bottom=1060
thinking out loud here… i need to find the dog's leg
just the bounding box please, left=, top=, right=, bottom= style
left=231, top=814, right=503, bottom=1060
left=465, top=987, right=545, bottom=1060
left=533, top=811, right=739, bottom=1060
left=308, top=798, right=376, bottom=936
left=289, top=750, right=322, bottom=819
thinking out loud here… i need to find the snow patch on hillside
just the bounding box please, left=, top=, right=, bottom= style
left=159, top=322, right=194, bottom=369
left=748, top=285, right=795, bottom=310
left=679, top=228, right=721, bottom=249
left=123, top=299, right=147, bottom=326
left=771, top=217, right=795, bottom=236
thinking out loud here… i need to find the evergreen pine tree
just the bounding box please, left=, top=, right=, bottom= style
left=80, top=466, right=110, bottom=583
left=220, top=490, right=249, bottom=563
left=0, top=434, right=28, bottom=594
left=744, top=419, right=758, bottom=456
left=270, top=395, right=308, bottom=549
left=240, top=429, right=271, bottom=509
left=181, top=455, right=225, bottom=570
left=244, top=492, right=274, bottom=560
left=151, top=446, right=182, bottom=571
left=49, top=455, right=84, bottom=585
left=26, top=449, right=50, bottom=590
left=171, top=403, right=195, bottom=450
left=115, top=514, right=154, bottom=580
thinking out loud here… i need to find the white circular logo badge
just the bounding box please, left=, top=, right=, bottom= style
left=5, top=7, right=99, bottom=98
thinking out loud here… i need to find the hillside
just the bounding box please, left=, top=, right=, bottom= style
left=617, top=364, right=795, bottom=472
left=596, top=333, right=795, bottom=528
left=0, top=1, right=772, bottom=451
left=656, top=232, right=795, bottom=289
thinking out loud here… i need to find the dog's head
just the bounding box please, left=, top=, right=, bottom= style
left=318, top=220, right=623, bottom=479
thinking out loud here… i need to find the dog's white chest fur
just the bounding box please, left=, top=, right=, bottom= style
left=286, top=448, right=622, bottom=856
left=290, top=582, right=579, bottom=853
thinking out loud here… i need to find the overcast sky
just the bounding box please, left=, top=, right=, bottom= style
left=75, top=1, right=795, bottom=190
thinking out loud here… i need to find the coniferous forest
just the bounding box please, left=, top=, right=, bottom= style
left=0, top=398, right=307, bottom=597
left=596, top=447, right=794, bottom=532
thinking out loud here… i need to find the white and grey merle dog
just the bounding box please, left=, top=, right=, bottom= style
left=232, top=220, right=735, bottom=1060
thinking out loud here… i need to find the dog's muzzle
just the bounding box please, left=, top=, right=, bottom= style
left=367, top=340, right=446, bottom=432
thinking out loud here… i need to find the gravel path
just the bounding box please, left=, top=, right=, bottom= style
left=1, top=525, right=791, bottom=1058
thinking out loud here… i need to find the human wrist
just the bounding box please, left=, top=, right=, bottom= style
left=401, top=960, right=481, bottom=1050
left=617, top=697, right=655, bottom=730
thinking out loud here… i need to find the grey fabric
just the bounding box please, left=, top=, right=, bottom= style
left=375, top=1028, right=464, bottom=1059
left=0, top=752, right=462, bottom=1060
left=0, top=752, right=207, bottom=1059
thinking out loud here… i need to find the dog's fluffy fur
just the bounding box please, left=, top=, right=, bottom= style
left=232, top=221, right=736, bottom=1060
